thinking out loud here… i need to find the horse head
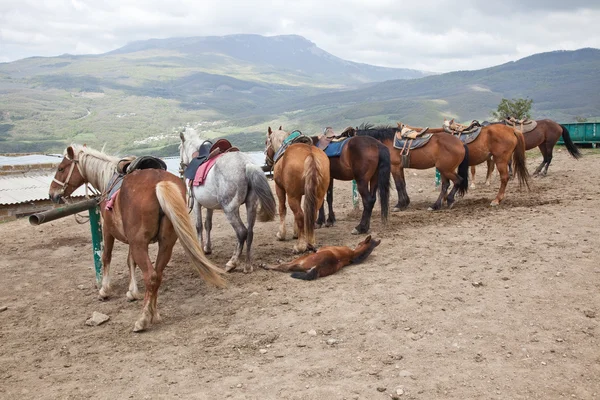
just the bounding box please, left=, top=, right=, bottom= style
left=49, top=145, right=87, bottom=203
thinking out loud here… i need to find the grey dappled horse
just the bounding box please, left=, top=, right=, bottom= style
left=179, top=127, right=276, bottom=272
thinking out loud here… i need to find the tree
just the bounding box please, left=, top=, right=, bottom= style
left=491, top=98, right=533, bottom=121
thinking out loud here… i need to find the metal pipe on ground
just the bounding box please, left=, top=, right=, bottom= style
left=29, top=198, right=100, bottom=225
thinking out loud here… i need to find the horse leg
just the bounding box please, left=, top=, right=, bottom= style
left=126, top=249, right=143, bottom=301
left=532, top=145, right=546, bottom=176
left=194, top=203, right=207, bottom=253
left=130, top=243, right=156, bottom=332
left=445, top=171, right=462, bottom=209
left=204, top=209, right=213, bottom=254
left=470, top=165, right=477, bottom=189
left=353, top=178, right=376, bottom=235
left=317, top=203, right=326, bottom=228
left=243, top=192, right=259, bottom=273
left=392, top=164, right=410, bottom=211
left=490, top=158, right=510, bottom=206
left=325, top=179, right=336, bottom=227
left=149, top=230, right=177, bottom=325
left=275, top=184, right=287, bottom=241
left=484, top=156, right=495, bottom=186
left=98, top=233, right=115, bottom=300
left=508, top=155, right=514, bottom=179
left=541, top=143, right=553, bottom=176
left=429, top=175, right=450, bottom=211
left=288, top=196, right=307, bottom=253
left=224, top=206, right=247, bottom=272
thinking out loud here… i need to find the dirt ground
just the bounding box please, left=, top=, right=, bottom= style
left=1, top=148, right=599, bottom=400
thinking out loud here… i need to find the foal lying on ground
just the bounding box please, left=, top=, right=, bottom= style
left=261, top=236, right=381, bottom=280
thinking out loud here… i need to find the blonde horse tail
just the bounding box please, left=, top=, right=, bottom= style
left=155, top=181, right=226, bottom=288
left=302, top=151, right=322, bottom=246
left=512, top=129, right=530, bottom=190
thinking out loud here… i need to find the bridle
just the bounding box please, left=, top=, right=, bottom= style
left=53, top=151, right=86, bottom=197
left=52, top=150, right=99, bottom=201
left=264, top=135, right=275, bottom=167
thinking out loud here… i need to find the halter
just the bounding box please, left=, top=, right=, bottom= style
left=52, top=150, right=99, bottom=200
left=52, top=151, right=86, bottom=197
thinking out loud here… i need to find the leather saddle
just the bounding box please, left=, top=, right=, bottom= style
left=503, top=117, right=538, bottom=133
left=184, top=139, right=239, bottom=180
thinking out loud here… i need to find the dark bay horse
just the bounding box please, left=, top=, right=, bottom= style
left=351, top=124, right=470, bottom=211
left=443, top=119, right=530, bottom=205
left=309, top=133, right=391, bottom=234
left=265, top=128, right=330, bottom=253
left=49, top=145, right=225, bottom=332
left=472, top=119, right=582, bottom=185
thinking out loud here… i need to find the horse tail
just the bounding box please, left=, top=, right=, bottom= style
left=560, top=125, right=582, bottom=159
left=291, top=267, right=319, bottom=281
left=456, top=144, right=470, bottom=196
left=155, top=181, right=226, bottom=288
left=302, top=152, right=324, bottom=245
left=246, top=164, right=276, bottom=222
left=511, top=129, right=530, bottom=190
left=376, top=144, right=391, bottom=223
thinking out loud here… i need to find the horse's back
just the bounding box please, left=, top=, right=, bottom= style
left=275, top=143, right=329, bottom=194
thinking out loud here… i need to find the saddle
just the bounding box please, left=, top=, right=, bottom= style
left=503, top=117, right=538, bottom=133
left=443, top=120, right=484, bottom=144
left=316, top=128, right=351, bottom=150
left=393, top=126, right=433, bottom=168
left=273, top=130, right=313, bottom=164
left=184, top=139, right=239, bottom=181
left=106, top=155, right=168, bottom=211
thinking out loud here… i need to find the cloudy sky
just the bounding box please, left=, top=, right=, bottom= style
left=1, top=0, right=599, bottom=72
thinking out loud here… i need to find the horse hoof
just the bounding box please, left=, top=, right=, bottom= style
left=392, top=207, right=401, bottom=212
left=152, top=312, right=162, bottom=324
left=351, top=228, right=360, bottom=235
left=243, top=265, right=254, bottom=274
left=315, top=223, right=323, bottom=229
left=203, top=248, right=212, bottom=255
left=427, top=207, right=434, bottom=211
left=126, top=291, right=141, bottom=302
left=276, top=233, right=285, bottom=241
left=225, top=262, right=237, bottom=273
left=490, top=201, right=500, bottom=207
left=133, top=319, right=149, bottom=333
left=447, top=202, right=455, bottom=209
left=98, top=288, right=110, bottom=300
left=470, top=183, right=476, bottom=189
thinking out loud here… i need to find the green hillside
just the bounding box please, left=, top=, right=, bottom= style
left=0, top=37, right=598, bottom=156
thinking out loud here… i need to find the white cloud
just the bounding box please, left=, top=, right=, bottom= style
left=0, top=0, right=599, bottom=72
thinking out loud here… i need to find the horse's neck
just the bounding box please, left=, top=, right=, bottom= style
left=271, top=132, right=289, bottom=152
left=80, top=153, right=118, bottom=193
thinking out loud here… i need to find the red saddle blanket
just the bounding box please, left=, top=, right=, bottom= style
left=193, top=153, right=223, bottom=186
left=106, top=189, right=120, bottom=211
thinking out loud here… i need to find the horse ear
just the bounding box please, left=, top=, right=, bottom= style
left=279, top=125, right=282, bottom=130
left=179, top=130, right=185, bottom=141
left=397, top=122, right=402, bottom=128
left=66, top=146, right=75, bottom=160
left=365, top=235, right=372, bottom=242
left=268, top=127, right=272, bottom=135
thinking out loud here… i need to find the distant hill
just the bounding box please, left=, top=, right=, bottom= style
left=269, top=48, right=600, bottom=128
left=0, top=38, right=598, bottom=156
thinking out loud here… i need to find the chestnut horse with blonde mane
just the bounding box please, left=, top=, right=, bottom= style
left=49, top=145, right=225, bottom=332
left=265, top=127, right=330, bottom=252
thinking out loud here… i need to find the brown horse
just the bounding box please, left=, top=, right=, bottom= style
left=308, top=132, right=391, bottom=234
left=265, top=128, right=330, bottom=252
left=261, top=235, right=381, bottom=280
left=443, top=119, right=530, bottom=205
left=49, top=145, right=225, bottom=332
left=352, top=124, right=470, bottom=211
left=472, top=119, right=582, bottom=185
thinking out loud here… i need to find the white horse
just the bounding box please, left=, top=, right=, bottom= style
left=179, top=127, right=276, bottom=272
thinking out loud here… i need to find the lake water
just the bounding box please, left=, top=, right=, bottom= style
left=162, top=151, right=266, bottom=176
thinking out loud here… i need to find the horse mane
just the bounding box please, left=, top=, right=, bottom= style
left=179, top=127, right=209, bottom=160
left=69, top=144, right=119, bottom=193
left=354, top=123, right=397, bottom=141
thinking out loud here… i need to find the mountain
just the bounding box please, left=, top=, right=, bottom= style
left=108, top=34, right=431, bottom=84
left=0, top=38, right=598, bottom=156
